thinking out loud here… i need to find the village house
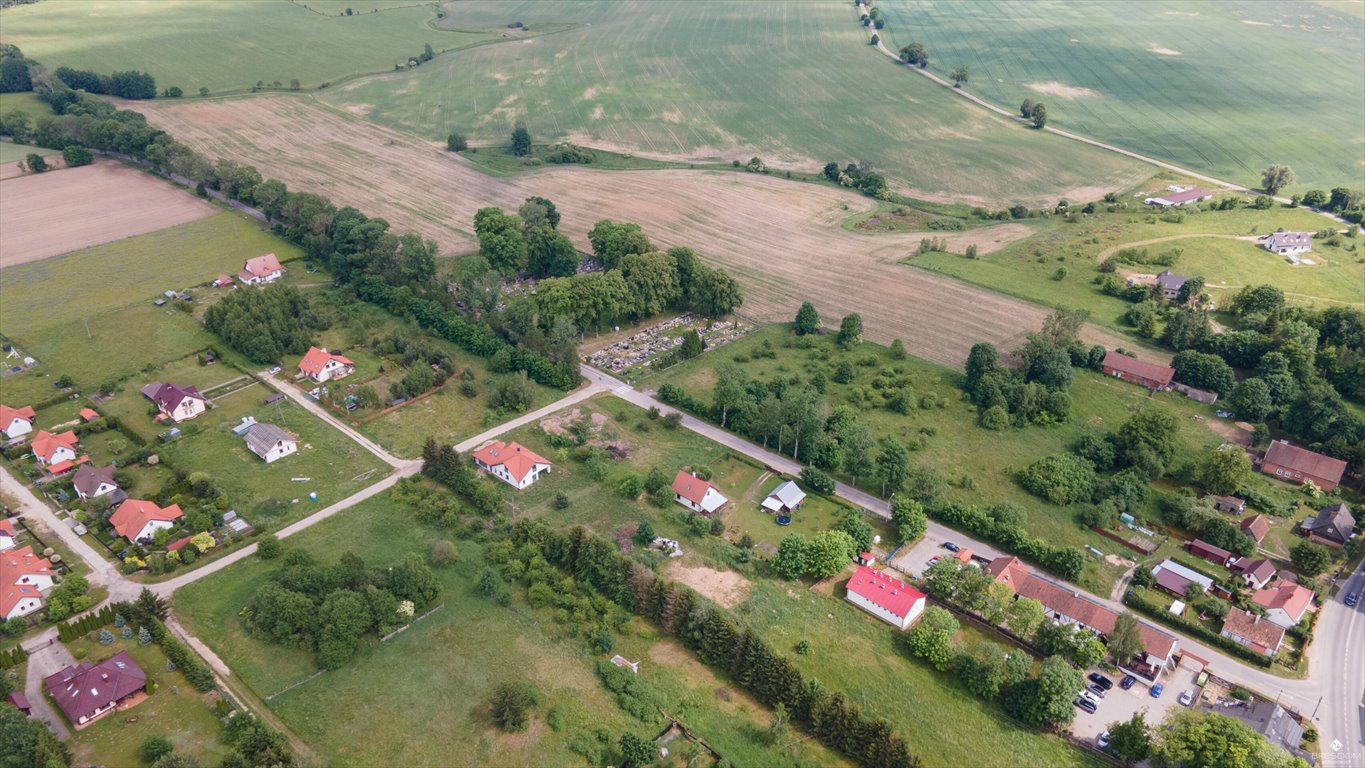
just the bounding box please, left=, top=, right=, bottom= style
left=0, top=519, right=15, bottom=551
left=1, top=545, right=54, bottom=621
left=671, top=469, right=728, bottom=515
left=236, top=253, right=285, bottom=285
left=1252, top=582, right=1313, bottom=629
left=1101, top=351, right=1175, bottom=390
left=1262, top=231, right=1313, bottom=256
left=1236, top=701, right=1305, bottom=757
left=1240, top=514, right=1270, bottom=544
left=985, top=555, right=1029, bottom=594
left=1152, top=559, right=1214, bottom=597
left=44, top=651, right=147, bottom=728
left=0, top=404, right=35, bottom=440
left=1261, top=440, right=1347, bottom=491
left=72, top=464, right=119, bottom=501
left=472, top=441, right=552, bottom=490
left=242, top=422, right=297, bottom=464
left=109, top=499, right=184, bottom=544
left=298, top=347, right=356, bottom=383
left=1221, top=606, right=1285, bottom=657
left=79, top=408, right=101, bottom=423
left=1299, top=502, right=1355, bottom=548
left=1232, top=558, right=1277, bottom=591
left=5, top=691, right=29, bottom=716
left=1153, top=270, right=1192, bottom=300
left=30, top=430, right=79, bottom=467
left=761, top=480, right=806, bottom=515
left=1213, top=496, right=1247, bottom=515
left=1187, top=539, right=1233, bottom=567
left=1144, top=187, right=1213, bottom=207
left=844, top=565, right=926, bottom=630
left=213, top=274, right=235, bottom=288
left=141, top=381, right=207, bottom=423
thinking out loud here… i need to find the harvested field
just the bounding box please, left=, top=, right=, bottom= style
left=668, top=564, right=753, bottom=610
left=0, top=160, right=216, bottom=266
left=133, top=96, right=1142, bottom=368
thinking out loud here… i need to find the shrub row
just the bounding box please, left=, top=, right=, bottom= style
left=56, top=604, right=115, bottom=642
left=148, top=619, right=216, bottom=691
left=0, top=645, right=27, bottom=669
left=928, top=500, right=1084, bottom=581
left=1121, top=589, right=1272, bottom=668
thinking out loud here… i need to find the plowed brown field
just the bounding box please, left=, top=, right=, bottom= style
left=133, top=96, right=1152, bottom=368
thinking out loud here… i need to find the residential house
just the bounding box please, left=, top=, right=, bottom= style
left=1252, top=583, right=1313, bottom=629
left=761, top=480, right=806, bottom=515
left=1152, top=559, right=1214, bottom=597
left=78, top=408, right=101, bottom=423
left=1237, top=701, right=1305, bottom=755
left=72, top=464, right=119, bottom=501
left=1240, top=514, right=1270, bottom=544
left=1261, top=440, right=1347, bottom=491
left=1221, top=606, right=1285, bottom=657
left=1299, top=502, right=1355, bottom=548
left=30, top=430, right=78, bottom=467
left=844, top=565, right=926, bottom=630
left=985, top=555, right=1029, bottom=594
left=1187, top=539, right=1233, bottom=567
left=109, top=499, right=184, bottom=544
left=1213, top=496, right=1247, bottom=514
left=236, top=253, right=284, bottom=285
left=1, top=545, right=54, bottom=621
left=44, top=651, right=146, bottom=728
left=0, top=519, right=14, bottom=551
left=298, top=347, right=355, bottom=383
left=671, top=469, right=728, bottom=515
left=242, top=423, right=297, bottom=464
left=1154, top=270, right=1192, bottom=300
left=472, top=441, right=552, bottom=490
left=140, top=381, right=207, bottom=423
left=1232, top=558, right=1277, bottom=591
left=1262, top=231, right=1313, bottom=256
left=1144, top=188, right=1213, bottom=206
left=0, top=404, right=35, bottom=440
left=213, top=274, right=235, bottom=288
left=1101, top=351, right=1175, bottom=390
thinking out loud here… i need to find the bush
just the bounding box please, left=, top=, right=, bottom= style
left=1019, top=454, right=1095, bottom=504
left=800, top=467, right=835, bottom=495
left=140, top=735, right=174, bottom=764
left=431, top=540, right=459, bottom=567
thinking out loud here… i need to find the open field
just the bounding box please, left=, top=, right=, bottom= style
left=132, top=95, right=1149, bottom=369
left=317, top=0, right=1150, bottom=204
left=0, top=140, right=57, bottom=165
left=0, top=160, right=218, bottom=266
left=878, top=0, right=1365, bottom=192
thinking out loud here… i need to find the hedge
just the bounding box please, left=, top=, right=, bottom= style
left=57, top=605, right=116, bottom=642
left=148, top=619, right=215, bottom=691
left=1122, top=588, right=1272, bottom=668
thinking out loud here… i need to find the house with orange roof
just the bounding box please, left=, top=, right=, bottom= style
left=671, top=469, right=728, bottom=515
left=30, top=430, right=79, bottom=466
left=236, top=253, right=284, bottom=285
left=298, top=347, right=355, bottom=383
left=109, top=499, right=184, bottom=544
left=1221, top=606, right=1285, bottom=657
left=1252, top=582, right=1313, bottom=629
left=2, top=545, right=54, bottom=620
left=79, top=408, right=101, bottom=423
left=985, top=555, right=1028, bottom=594
left=0, top=519, right=16, bottom=551
left=472, top=441, right=552, bottom=490
left=0, top=404, right=36, bottom=440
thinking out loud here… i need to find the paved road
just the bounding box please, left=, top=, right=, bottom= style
left=1, top=469, right=130, bottom=600
left=1317, top=559, right=1365, bottom=765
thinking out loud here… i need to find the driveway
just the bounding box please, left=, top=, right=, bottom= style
left=21, top=629, right=75, bottom=738
left=887, top=529, right=1004, bottom=579
left=1070, top=663, right=1199, bottom=746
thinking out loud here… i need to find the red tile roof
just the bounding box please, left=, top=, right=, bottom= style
left=0, top=519, right=14, bottom=538
left=44, top=651, right=146, bottom=724
left=1, top=545, right=53, bottom=617
left=671, top=469, right=720, bottom=506
left=1016, top=573, right=1177, bottom=659
left=1222, top=607, right=1284, bottom=653
left=109, top=500, right=183, bottom=541
left=472, top=441, right=552, bottom=483
left=79, top=408, right=101, bottom=422
left=1252, top=583, right=1312, bottom=623
left=243, top=253, right=283, bottom=277
left=30, top=430, right=78, bottom=463
left=1263, top=440, right=1347, bottom=486
left=953, top=549, right=973, bottom=563
left=297, top=347, right=355, bottom=377
left=0, top=404, right=35, bottom=427
left=986, top=556, right=1028, bottom=592
left=1240, top=514, right=1270, bottom=543
left=167, top=536, right=194, bottom=553
left=1101, top=352, right=1175, bottom=388
left=846, top=565, right=925, bottom=620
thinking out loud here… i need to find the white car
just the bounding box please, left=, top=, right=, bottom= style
left=1180, top=690, right=1195, bottom=706
left=1097, top=730, right=1110, bottom=749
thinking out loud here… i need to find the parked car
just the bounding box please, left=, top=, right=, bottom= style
left=1179, top=690, right=1194, bottom=706
left=1346, top=592, right=1358, bottom=607
left=1097, top=731, right=1110, bottom=749
left=1120, top=675, right=1137, bottom=690
left=1081, top=689, right=1100, bottom=705
left=268, top=366, right=282, bottom=375
left=1074, top=697, right=1097, bottom=714
left=1215, top=410, right=1233, bottom=418
left=1088, top=684, right=1107, bottom=699
left=943, top=542, right=961, bottom=552
left=1089, top=673, right=1114, bottom=691
left=1151, top=683, right=1164, bottom=698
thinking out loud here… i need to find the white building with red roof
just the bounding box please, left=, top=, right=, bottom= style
left=237, top=253, right=284, bottom=285
left=845, top=565, right=926, bottom=630
left=472, top=441, right=552, bottom=490
left=0, top=519, right=16, bottom=551
left=0, top=404, right=36, bottom=440
left=298, top=347, right=356, bottom=383
left=109, top=499, right=184, bottom=544
left=2, top=545, right=54, bottom=620
left=671, top=469, right=728, bottom=515
left=30, top=430, right=79, bottom=467
left=1252, top=582, right=1313, bottom=629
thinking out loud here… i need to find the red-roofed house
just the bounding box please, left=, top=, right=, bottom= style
left=167, top=536, right=194, bottom=553
left=1261, top=440, right=1347, bottom=492
left=1232, top=558, right=1277, bottom=590
left=0, top=519, right=16, bottom=551
left=0, top=404, right=35, bottom=440
left=2, top=545, right=54, bottom=620
left=845, top=565, right=926, bottom=630
left=1187, top=539, right=1232, bottom=567
left=237, top=253, right=284, bottom=285
left=140, top=381, right=207, bottom=423
left=1221, top=607, right=1285, bottom=657
left=671, top=469, right=728, bottom=515
left=1101, top=351, right=1175, bottom=390
left=297, top=347, right=355, bottom=383
left=986, top=555, right=1029, bottom=594
left=214, top=274, right=235, bottom=288
left=109, top=499, right=183, bottom=544
left=44, top=651, right=146, bottom=728
left=79, top=408, right=101, bottom=423
left=30, top=430, right=78, bottom=466
left=472, top=441, right=552, bottom=490
left=1240, top=514, right=1270, bottom=544
left=1252, top=583, right=1313, bottom=629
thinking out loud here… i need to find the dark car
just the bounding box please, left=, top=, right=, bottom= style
left=943, top=542, right=961, bottom=553
left=1074, top=697, right=1098, bottom=714
left=1088, top=673, right=1114, bottom=690
left=1346, top=592, right=1359, bottom=607
left=1120, top=675, right=1137, bottom=690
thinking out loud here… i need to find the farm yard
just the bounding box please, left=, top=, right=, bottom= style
left=876, top=0, right=1365, bottom=192
left=0, top=160, right=217, bottom=266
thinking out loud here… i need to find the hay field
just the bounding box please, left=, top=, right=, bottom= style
left=0, top=160, right=217, bottom=266
left=134, top=96, right=1147, bottom=369
left=318, top=0, right=1149, bottom=205
left=877, top=0, right=1365, bottom=192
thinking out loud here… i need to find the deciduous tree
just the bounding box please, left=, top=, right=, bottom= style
left=1260, top=164, right=1295, bottom=195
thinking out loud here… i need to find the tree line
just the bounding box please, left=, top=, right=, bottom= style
left=54, top=66, right=156, bottom=99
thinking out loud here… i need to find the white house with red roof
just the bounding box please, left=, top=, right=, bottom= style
left=1252, top=582, right=1313, bottom=629
left=298, top=347, right=355, bottom=383
left=237, top=253, right=284, bottom=285
left=2, top=545, right=54, bottom=620
left=109, top=499, right=183, bottom=544
left=30, top=430, right=79, bottom=467
left=0, top=404, right=35, bottom=440
left=472, top=441, right=552, bottom=490
left=0, top=520, right=16, bottom=551
left=845, top=565, right=926, bottom=630
left=671, top=469, right=728, bottom=515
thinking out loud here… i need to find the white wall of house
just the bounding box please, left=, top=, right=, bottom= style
left=18, top=573, right=54, bottom=592
left=4, top=596, right=42, bottom=620
left=38, top=446, right=76, bottom=466
left=132, top=519, right=175, bottom=543
left=845, top=591, right=921, bottom=630
left=675, top=494, right=702, bottom=513
left=1264, top=609, right=1298, bottom=630
left=479, top=461, right=550, bottom=490
left=170, top=398, right=206, bottom=422
left=77, top=482, right=117, bottom=500
left=261, top=441, right=297, bottom=464
left=0, top=534, right=15, bottom=550
left=2, top=418, right=32, bottom=440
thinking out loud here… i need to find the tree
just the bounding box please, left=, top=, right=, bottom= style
left=899, top=42, right=927, bottom=66
left=774, top=534, right=809, bottom=579
left=875, top=438, right=909, bottom=496
left=1006, top=597, right=1045, bottom=639
left=1261, top=164, right=1295, bottom=195
left=489, top=682, right=531, bottom=731
left=0, top=56, right=32, bottom=93
left=1172, top=350, right=1234, bottom=394
left=1031, top=103, right=1047, bottom=129
left=1155, top=709, right=1303, bottom=768
left=25, top=153, right=45, bottom=173
left=1116, top=407, right=1179, bottom=476
left=525, top=225, right=578, bottom=277
left=1290, top=540, right=1330, bottom=576
left=835, top=511, right=874, bottom=553
left=951, top=65, right=969, bottom=87
left=1107, top=712, right=1152, bottom=764
left=0, top=703, right=71, bottom=768
left=1007, top=655, right=1083, bottom=728
left=794, top=301, right=821, bottom=335
left=805, top=530, right=857, bottom=578
left=510, top=121, right=532, bottom=156
left=634, top=520, right=656, bottom=546
left=957, top=641, right=1007, bottom=699
left=446, top=132, right=468, bottom=152
left=1229, top=378, right=1273, bottom=422
left=890, top=497, right=926, bottom=544
left=1020, top=453, right=1095, bottom=504
left=522, top=195, right=561, bottom=228
left=687, top=266, right=743, bottom=316
left=62, top=145, right=94, bottom=167
left=679, top=329, right=704, bottom=359
left=922, top=556, right=962, bottom=601
left=1019, top=98, right=1036, bottom=118
left=1107, top=612, right=1143, bottom=666
left=619, top=732, right=654, bottom=768
left=1198, top=447, right=1251, bottom=496
left=837, top=313, right=864, bottom=348
left=140, top=735, right=174, bottom=764
left=904, top=606, right=958, bottom=670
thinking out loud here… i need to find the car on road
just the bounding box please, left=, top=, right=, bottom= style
left=943, top=542, right=961, bottom=552
left=1074, top=697, right=1097, bottom=714
left=1120, top=675, right=1137, bottom=690
left=1346, top=592, right=1358, bottom=607
left=1179, top=690, right=1194, bottom=706
left=1097, top=731, right=1110, bottom=749
left=1088, top=684, right=1107, bottom=698
left=1089, top=673, right=1113, bottom=690
left=1151, top=683, right=1164, bottom=698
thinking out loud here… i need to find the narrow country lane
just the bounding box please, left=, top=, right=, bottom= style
left=258, top=370, right=411, bottom=467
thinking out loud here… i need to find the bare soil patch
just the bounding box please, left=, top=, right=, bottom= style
left=667, top=563, right=753, bottom=609
left=1028, top=81, right=1099, bottom=99
left=0, top=160, right=216, bottom=267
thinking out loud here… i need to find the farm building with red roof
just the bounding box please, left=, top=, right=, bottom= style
left=1261, top=440, right=1347, bottom=491
left=472, top=441, right=552, bottom=490
left=1101, top=351, right=1175, bottom=390
left=844, top=565, right=926, bottom=630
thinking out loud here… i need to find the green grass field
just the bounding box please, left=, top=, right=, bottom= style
left=877, top=0, right=1365, bottom=192
left=0, top=140, right=56, bottom=163
left=319, top=0, right=1149, bottom=203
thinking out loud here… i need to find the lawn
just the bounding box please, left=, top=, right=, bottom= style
left=96, top=354, right=249, bottom=443
left=62, top=633, right=231, bottom=767
left=877, top=0, right=1365, bottom=192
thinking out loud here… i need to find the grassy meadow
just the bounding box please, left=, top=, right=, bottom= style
left=877, top=0, right=1365, bottom=192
